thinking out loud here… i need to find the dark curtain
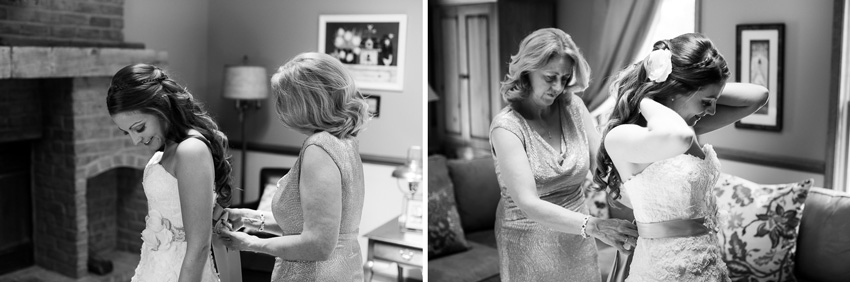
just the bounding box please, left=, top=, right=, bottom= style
left=582, top=0, right=662, bottom=111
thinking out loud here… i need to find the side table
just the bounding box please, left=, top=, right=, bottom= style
left=363, top=217, right=424, bottom=282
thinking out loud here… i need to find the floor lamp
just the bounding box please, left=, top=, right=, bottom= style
left=223, top=65, right=268, bottom=204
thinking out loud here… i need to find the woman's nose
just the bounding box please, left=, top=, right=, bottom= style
left=552, top=80, right=564, bottom=93
left=706, top=105, right=717, bottom=116
left=129, top=132, right=142, bottom=145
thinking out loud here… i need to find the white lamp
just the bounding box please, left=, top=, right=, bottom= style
left=392, top=146, right=423, bottom=232
left=223, top=63, right=268, bottom=203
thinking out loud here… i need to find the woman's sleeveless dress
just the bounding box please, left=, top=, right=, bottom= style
left=270, top=131, right=365, bottom=281
left=489, top=97, right=601, bottom=282
left=624, top=144, right=730, bottom=282
left=132, top=151, right=219, bottom=282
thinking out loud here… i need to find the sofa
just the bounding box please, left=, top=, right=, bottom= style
left=427, top=154, right=850, bottom=282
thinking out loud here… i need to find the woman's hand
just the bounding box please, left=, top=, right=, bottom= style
left=218, top=229, right=255, bottom=252
left=224, top=208, right=259, bottom=231
left=586, top=218, right=639, bottom=254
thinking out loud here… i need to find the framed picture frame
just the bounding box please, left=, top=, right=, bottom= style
left=319, top=14, right=407, bottom=92
left=734, top=23, right=785, bottom=131
left=365, top=94, right=381, bottom=118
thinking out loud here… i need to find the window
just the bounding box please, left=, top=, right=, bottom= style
left=632, top=0, right=696, bottom=63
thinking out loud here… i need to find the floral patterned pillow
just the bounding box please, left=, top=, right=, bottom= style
left=713, top=174, right=812, bottom=282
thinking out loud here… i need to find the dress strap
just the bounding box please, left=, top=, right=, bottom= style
left=637, top=217, right=710, bottom=239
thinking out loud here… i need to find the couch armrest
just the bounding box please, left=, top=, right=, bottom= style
left=795, top=187, right=850, bottom=281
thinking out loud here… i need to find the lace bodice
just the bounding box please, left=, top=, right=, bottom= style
left=132, top=151, right=218, bottom=282
left=625, top=144, right=721, bottom=224
left=624, top=144, right=729, bottom=282
left=143, top=152, right=184, bottom=227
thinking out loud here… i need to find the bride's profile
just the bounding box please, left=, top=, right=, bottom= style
left=107, top=64, right=236, bottom=281
left=595, top=33, right=769, bottom=281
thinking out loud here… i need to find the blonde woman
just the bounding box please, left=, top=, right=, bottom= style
left=219, top=52, right=369, bottom=281
left=489, top=28, right=638, bottom=281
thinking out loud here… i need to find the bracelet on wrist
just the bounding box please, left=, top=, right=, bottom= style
left=259, top=214, right=266, bottom=232
left=580, top=216, right=590, bottom=239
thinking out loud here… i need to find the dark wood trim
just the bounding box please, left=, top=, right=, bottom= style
left=825, top=0, right=846, bottom=189
left=713, top=146, right=825, bottom=174
left=229, top=141, right=406, bottom=166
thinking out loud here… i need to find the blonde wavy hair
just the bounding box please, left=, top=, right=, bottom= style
left=499, top=28, right=591, bottom=105
left=271, top=52, right=370, bottom=138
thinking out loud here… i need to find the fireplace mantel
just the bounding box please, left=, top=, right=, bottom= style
left=0, top=46, right=167, bottom=79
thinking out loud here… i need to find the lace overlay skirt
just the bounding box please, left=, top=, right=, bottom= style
left=627, top=233, right=730, bottom=282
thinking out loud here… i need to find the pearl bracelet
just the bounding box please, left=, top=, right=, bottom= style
left=580, top=216, right=590, bottom=239
left=259, top=214, right=266, bottom=232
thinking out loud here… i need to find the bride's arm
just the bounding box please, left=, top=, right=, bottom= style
left=175, top=138, right=215, bottom=281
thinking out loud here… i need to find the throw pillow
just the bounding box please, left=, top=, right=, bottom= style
left=428, top=155, right=470, bottom=259
left=713, top=174, right=812, bottom=282
left=446, top=157, right=501, bottom=233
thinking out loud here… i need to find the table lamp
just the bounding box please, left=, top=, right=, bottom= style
left=223, top=63, right=268, bottom=203
left=392, top=146, right=423, bottom=232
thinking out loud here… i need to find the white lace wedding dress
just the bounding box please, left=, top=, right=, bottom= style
left=624, top=144, right=730, bottom=281
left=131, top=151, right=219, bottom=282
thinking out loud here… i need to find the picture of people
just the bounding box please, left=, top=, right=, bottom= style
left=319, top=15, right=407, bottom=91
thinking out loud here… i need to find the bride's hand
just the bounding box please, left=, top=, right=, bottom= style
left=586, top=218, right=638, bottom=254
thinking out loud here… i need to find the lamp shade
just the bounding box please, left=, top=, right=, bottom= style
left=223, top=65, right=269, bottom=100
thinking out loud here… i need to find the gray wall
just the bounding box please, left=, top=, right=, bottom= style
left=206, top=0, right=424, bottom=161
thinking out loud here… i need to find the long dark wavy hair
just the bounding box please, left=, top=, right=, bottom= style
left=593, top=33, right=730, bottom=202
left=106, top=64, right=234, bottom=207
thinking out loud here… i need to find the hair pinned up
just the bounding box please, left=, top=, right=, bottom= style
left=593, top=33, right=730, bottom=203
left=110, top=74, right=169, bottom=91
left=107, top=64, right=235, bottom=207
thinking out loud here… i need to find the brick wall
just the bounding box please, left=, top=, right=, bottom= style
left=0, top=0, right=132, bottom=47
left=1, top=45, right=164, bottom=278
left=117, top=168, right=146, bottom=253
left=0, top=79, right=42, bottom=142
left=87, top=167, right=147, bottom=256
left=86, top=168, right=117, bottom=257
left=31, top=77, right=81, bottom=277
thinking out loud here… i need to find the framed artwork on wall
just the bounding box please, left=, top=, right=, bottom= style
left=319, top=14, right=407, bottom=92
left=734, top=23, right=785, bottom=131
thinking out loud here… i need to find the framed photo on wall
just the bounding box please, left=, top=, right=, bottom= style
left=319, top=14, right=407, bottom=92
left=734, top=23, right=785, bottom=131
left=365, top=94, right=381, bottom=118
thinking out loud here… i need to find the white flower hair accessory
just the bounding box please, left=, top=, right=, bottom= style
left=643, top=49, right=673, bottom=83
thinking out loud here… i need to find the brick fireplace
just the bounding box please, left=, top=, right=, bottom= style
left=0, top=0, right=175, bottom=279
left=0, top=46, right=167, bottom=279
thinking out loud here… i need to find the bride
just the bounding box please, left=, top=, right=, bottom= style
left=107, top=64, right=236, bottom=281
left=594, top=33, right=768, bottom=281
